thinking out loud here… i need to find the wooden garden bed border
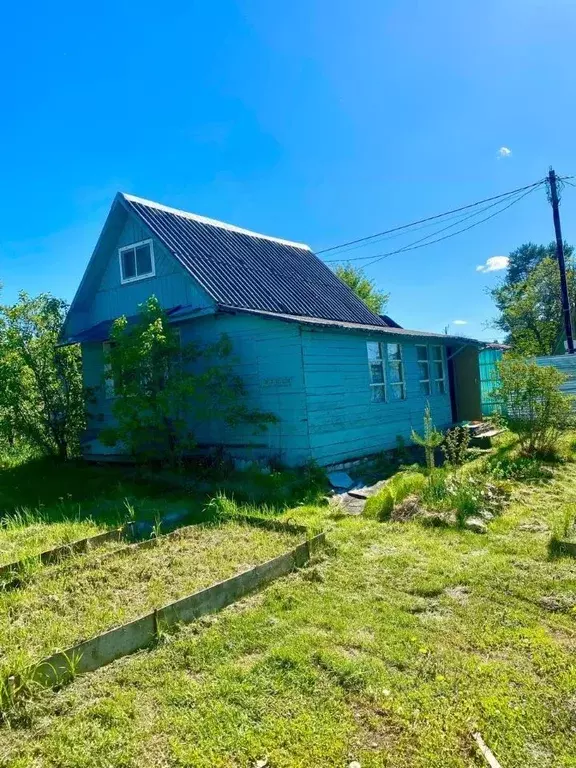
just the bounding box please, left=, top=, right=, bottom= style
left=0, top=514, right=309, bottom=581
left=10, top=529, right=325, bottom=691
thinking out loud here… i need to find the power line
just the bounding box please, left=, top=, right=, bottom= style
left=317, top=178, right=546, bottom=256
left=324, top=192, right=525, bottom=260
left=359, top=182, right=544, bottom=269
left=324, top=187, right=537, bottom=264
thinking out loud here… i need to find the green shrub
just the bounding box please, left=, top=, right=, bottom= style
left=497, top=358, right=574, bottom=458
left=441, top=426, right=470, bottom=466
left=488, top=455, right=552, bottom=482
left=364, top=487, right=394, bottom=520
left=420, top=468, right=510, bottom=525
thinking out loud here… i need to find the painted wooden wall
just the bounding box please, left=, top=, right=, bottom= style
left=82, top=314, right=459, bottom=466
left=179, top=313, right=310, bottom=465
left=301, top=327, right=453, bottom=465
left=88, top=214, right=213, bottom=326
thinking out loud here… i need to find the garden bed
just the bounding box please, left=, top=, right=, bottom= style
left=0, top=517, right=105, bottom=568
left=0, top=520, right=300, bottom=679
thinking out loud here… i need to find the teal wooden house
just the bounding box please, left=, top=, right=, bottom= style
left=61, top=194, right=483, bottom=467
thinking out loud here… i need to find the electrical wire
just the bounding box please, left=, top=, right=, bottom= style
left=317, top=178, right=546, bottom=256
left=359, top=182, right=545, bottom=269
left=324, top=187, right=540, bottom=264
left=324, top=192, right=527, bottom=260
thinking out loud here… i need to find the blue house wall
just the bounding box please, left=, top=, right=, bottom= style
left=90, top=214, right=213, bottom=326
left=300, top=327, right=453, bottom=465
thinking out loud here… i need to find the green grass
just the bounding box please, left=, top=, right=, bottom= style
left=0, top=520, right=299, bottom=681
left=2, top=444, right=576, bottom=766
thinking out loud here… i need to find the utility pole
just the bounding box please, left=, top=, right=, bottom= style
left=547, top=167, right=575, bottom=354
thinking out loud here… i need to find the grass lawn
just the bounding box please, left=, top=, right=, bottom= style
left=0, top=521, right=299, bottom=680
left=0, top=455, right=325, bottom=566
left=1, top=445, right=576, bottom=766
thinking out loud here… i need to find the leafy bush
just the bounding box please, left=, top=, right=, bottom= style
left=497, top=358, right=573, bottom=458
left=441, top=426, right=470, bottom=466
left=100, top=297, right=277, bottom=465
left=420, top=468, right=510, bottom=525
left=488, top=455, right=553, bottom=482
left=411, top=403, right=444, bottom=469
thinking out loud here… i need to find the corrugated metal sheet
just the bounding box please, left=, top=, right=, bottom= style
left=120, top=194, right=389, bottom=328
left=479, top=347, right=503, bottom=416
left=534, top=354, right=576, bottom=401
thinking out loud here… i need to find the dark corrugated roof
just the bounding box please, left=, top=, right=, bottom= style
left=217, top=306, right=481, bottom=344
left=379, top=314, right=403, bottom=329
left=120, top=194, right=389, bottom=328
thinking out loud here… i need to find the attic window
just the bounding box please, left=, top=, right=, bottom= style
left=119, top=240, right=155, bottom=284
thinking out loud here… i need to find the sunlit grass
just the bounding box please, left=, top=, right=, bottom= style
left=2, top=438, right=576, bottom=766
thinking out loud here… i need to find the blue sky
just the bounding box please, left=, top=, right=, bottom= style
left=2, top=0, right=576, bottom=340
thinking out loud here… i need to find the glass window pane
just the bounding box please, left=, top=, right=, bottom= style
left=136, top=244, right=152, bottom=275
left=122, top=249, right=136, bottom=279
left=417, top=345, right=429, bottom=361
left=389, top=361, right=402, bottom=383
left=434, top=362, right=444, bottom=380
left=369, top=362, right=385, bottom=384
left=418, top=361, right=429, bottom=380
left=437, top=379, right=446, bottom=395
left=419, top=379, right=431, bottom=395
left=367, top=341, right=382, bottom=361
left=387, top=343, right=401, bottom=361
left=372, top=385, right=386, bottom=402
left=432, top=346, right=443, bottom=361
left=391, top=382, right=405, bottom=400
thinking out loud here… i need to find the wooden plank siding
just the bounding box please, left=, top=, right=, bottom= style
left=89, top=214, right=213, bottom=326
left=301, top=328, right=453, bottom=465
left=180, top=314, right=310, bottom=465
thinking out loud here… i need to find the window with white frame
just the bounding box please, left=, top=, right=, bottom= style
left=387, top=343, right=406, bottom=400
left=416, top=345, right=431, bottom=395
left=367, top=342, right=386, bottom=402
left=119, top=240, right=155, bottom=283
left=432, top=345, right=447, bottom=394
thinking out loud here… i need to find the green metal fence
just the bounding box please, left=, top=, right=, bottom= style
left=479, top=348, right=503, bottom=416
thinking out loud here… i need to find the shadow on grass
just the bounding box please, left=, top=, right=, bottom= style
left=0, top=457, right=199, bottom=528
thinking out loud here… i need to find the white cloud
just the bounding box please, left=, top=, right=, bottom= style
left=453, top=320, right=468, bottom=325
left=497, top=146, right=512, bottom=158
left=476, top=256, right=509, bottom=273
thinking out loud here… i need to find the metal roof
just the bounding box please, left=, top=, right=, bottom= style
left=61, top=301, right=480, bottom=347
left=120, top=194, right=389, bottom=328
left=217, top=306, right=481, bottom=344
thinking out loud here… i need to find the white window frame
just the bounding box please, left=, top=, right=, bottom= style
left=367, top=341, right=386, bottom=402
left=103, top=341, right=115, bottom=399
left=387, top=343, right=406, bottom=400
left=416, top=345, right=431, bottom=396
left=432, top=345, right=447, bottom=395
left=119, top=239, right=156, bottom=284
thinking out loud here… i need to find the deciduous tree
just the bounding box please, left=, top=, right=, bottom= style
left=0, top=292, right=85, bottom=458
left=333, top=263, right=389, bottom=315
